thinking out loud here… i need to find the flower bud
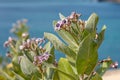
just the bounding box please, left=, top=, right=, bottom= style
left=3, top=41, right=9, bottom=47
left=19, top=45, right=24, bottom=50
left=22, top=33, right=29, bottom=38
left=111, top=62, right=118, bottom=69
left=95, top=33, right=98, bottom=40
left=55, top=21, right=63, bottom=30
left=8, top=37, right=13, bottom=43
left=6, top=51, right=12, bottom=58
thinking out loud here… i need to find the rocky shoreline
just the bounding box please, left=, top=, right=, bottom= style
left=102, top=69, right=120, bottom=80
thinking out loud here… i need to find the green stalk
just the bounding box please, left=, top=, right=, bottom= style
left=38, top=65, right=44, bottom=80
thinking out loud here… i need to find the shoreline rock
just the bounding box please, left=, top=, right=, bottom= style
left=102, top=69, right=120, bottom=80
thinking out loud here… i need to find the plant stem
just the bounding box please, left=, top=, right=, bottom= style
left=69, top=30, right=79, bottom=45
left=42, top=73, right=44, bottom=80
left=10, top=44, right=17, bottom=54
left=38, top=65, right=44, bottom=80
left=87, top=62, right=100, bottom=80
left=75, top=22, right=81, bottom=36
left=81, top=74, right=84, bottom=80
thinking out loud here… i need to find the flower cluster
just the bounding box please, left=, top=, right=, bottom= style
left=4, top=37, right=14, bottom=47
left=54, top=12, right=85, bottom=31
left=22, top=32, right=29, bottom=38
left=10, top=19, right=28, bottom=33
left=19, top=37, right=45, bottom=51
left=111, top=62, right=118, bottom=69
left=33, top=52, right=50, bottom=65
left=2, top=12, right=119, bottom=80
left=98, top=58, right=118, bottom=69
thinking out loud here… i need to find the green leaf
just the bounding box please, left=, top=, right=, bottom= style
left=24, top=51, right=33, bottom=62
left=20, top=56, right=37, bottom=75
left=12, top=55, right=21, bottom=71
left=47, top=46, right=55, bottom=63
left=44, top=32, right=76, bottom=60
left=44, top=42, right=51, bottom=52
left=59, top=13, right=66, bottom=20
left=0, top=69, right=13, bottom=80
left=91, top=73, right=102, bottom=80
left=12, top=71, right=25, bottom=80
left=53, top=71, right=60, bottom=80
left=44, top=67, right=54, bottom=79
left=0, top=56, right=3, bottom=64
left=56, top=29, right=79, bottom=52
left=57, top=58, right=77, bottom=80
left=76, top=34, right=98, bottom=75
left=31, top=75, right=37, bottom=80
left=0, top=75, right=6, bottom=80
left=85, top=13, right=99, bottom=33
left=56, top=69, right=77, bottom=80
left=97, top=25, right=106, bottom=48
left=31, top=75, right=41, bottom=80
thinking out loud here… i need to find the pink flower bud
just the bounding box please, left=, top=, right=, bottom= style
left=22, top=33, right=29, bottom=38
left=111, top=62, right=118, bottom=69
left=19, top=45, right=24, bottom=50
left=8, top=37, right=13, bottom=43
left=3, top=41, right=9, bottom=47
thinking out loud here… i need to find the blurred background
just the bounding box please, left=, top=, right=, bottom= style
left=0, top=0, right=120, bottom=67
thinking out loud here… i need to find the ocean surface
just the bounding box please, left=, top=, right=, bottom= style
left=0, top=1, right=120, bottom=67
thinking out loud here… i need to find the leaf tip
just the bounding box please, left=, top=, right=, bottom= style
left=102, top=25, right=107, bottom=30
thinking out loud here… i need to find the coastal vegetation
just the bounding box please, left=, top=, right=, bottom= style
left=0, top=12, right=117, bottom=80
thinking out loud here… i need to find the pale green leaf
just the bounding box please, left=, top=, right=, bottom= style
left=59, top=13, right=66, bottom=20
left=57, top=58, right=76, bottom=80
left=44, top=42, right=51, bottom=52
left=97, top=25, right=106, bottom=48
left=53, top=71, right=60, bottom=80
left=0, top=75, right=6, bottom=80
left=44, top=32, right=76, bottom=60
left=91, top=73, right=102, bottom=80
left=0, top=69, right=13, bottom=80
left=47, top=46, right=55, bottom=63
left=24, top=51, right=33, bottom=62
left=56, top=29, right=79, bottom=52
left=20, top=56, right=37, bottom=75
left=12, top=71, right=25, bottom=80
left=85, top=13, right=99, bottom=33
left=76, top=34, right=98, bottom=75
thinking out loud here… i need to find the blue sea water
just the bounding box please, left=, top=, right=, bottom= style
left=0, top=1, right=120, bottom=67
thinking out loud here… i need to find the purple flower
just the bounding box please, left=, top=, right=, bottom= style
left=55, top=21, right=63, bottom=30
left=55, top=18, right=71, bottom=30
left=33, top=52, right=50, bottom=65
left=62, top=18, right=70, bottom=25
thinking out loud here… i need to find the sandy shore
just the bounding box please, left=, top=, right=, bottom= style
left=102, top=69, right=120, bottom=80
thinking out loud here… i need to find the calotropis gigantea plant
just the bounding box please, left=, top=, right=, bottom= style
left=0, top=12, right=118, bottom=80
left=1, top=19, right=56, bottom=80
left=44, top=12, right=116, bottom=80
